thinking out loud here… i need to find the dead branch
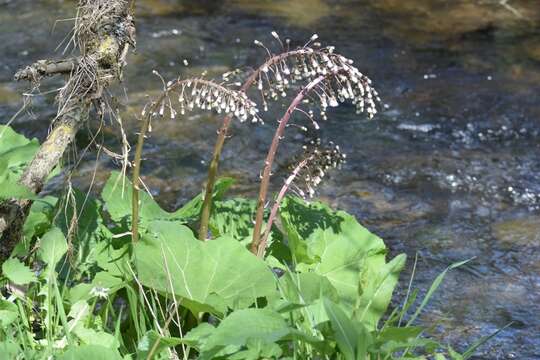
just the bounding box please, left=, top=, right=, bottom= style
left=14, top=58, right=78, bottom=82
left=0, top=0, right=135, bottom=263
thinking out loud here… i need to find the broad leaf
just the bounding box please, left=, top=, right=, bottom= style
left=55, top=189, right=110, bottom=262
left=23, top=196, right=57, bottom=241
left=199, top=309, right=290, bottom=359
left=59, top=345, right=123, bottom=360
left=353, top=254, right=406, bottom=328
left=0, top=125, right=39, bottom=181
left=324, top=299, right=359, bottom=360
left=280, top=197, right=405, bottom=329
left=2, top=258, right=36, bottom=285
left=210, top=198, right=256, bottom=241
left=72, top=325, right=119, bottom=349
left=38, top=227, right=68, bottom=267
left=134, top=221, right=275, bottom=314
left=0, top=125, right=37, bottom=155
left=280, top=196, right=386, bottom=263
left=0, top=341, right=19, bottom=358
left=137, top=330, right=183, bottom=359
left=102, top=171, right=234, bottom=226
left=0, top=299, right=18, bottom=327
left=0, top=181, right=37, bottom=201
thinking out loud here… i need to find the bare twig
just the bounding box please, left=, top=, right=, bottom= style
left=14, top=58, right=78, bottom=82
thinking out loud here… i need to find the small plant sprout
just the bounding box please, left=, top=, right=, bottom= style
left=250, top=52, right=380, bottom=255
left=257, top=140, right=346, bottom=256
left=199, top=33, right=380, bottom=241
left=131, top=73, right=261, bottom=243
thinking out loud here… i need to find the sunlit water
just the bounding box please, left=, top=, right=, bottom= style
left=1, top=1, right=539, bottom=358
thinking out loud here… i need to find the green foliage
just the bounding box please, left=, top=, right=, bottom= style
left=280, top=196, right=406, bottom=329
left=0, top=125, right=486, bottom=359
left=134, top=221, right=275, bottom=314
left=102, top=171, right=234, bottom=227
left=210, top=198, right=257, bottom=242
left=38, top=227, right=68, bottom=267
left=58, top=345, right=123, bottom=360
left=0, top=125, right=40, bottom=200
left=2, top=258, right=36, bottom=285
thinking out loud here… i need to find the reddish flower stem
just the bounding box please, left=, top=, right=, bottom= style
left=250, top=75, right=326, bottom=255
left=257, top=156, right=313, bottom=257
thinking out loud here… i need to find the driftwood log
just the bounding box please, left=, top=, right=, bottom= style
left=0, top=0, right=135, bottom=263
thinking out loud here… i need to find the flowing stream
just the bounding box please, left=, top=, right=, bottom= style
left=1, top=1, right=539, bottom=358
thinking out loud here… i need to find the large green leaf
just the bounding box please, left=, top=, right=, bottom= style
left=38, top=227, right=68, bottom=267
left=55, top=189, right=112, bottom=264
left=280, top=197, right=405, bottom=330
left=0, top=125, right=36, bottom=155
left=210, top=198, right=256, bottom=241
left=137, top=330, right=183, bottom=359
left=102, top=171, right=234, bottom=226
left=134, top=221, right=276, bottom=314
left=0, top=181, right=37, bottom=201
left=280, top=272, right=339, bottom=305
left=352, top=254, right=406, bottom=327
left=0, top=299, right=18, bottom=327
left=0, top=341, right=19, bottom=358
left=324, top=298, right=359, bottom=360
left=71, top=325, right=119, bottom=350
left=280, top=196, right=386, bottom=263
left=2, top=258, right=36, bottom=285
left=58, top=345, right=123, bottom=360
left=0, top=125, right=39, bottom=179
left=198, top=309, right=291, bottom=359
left=23, top=196, right=57, bottom=240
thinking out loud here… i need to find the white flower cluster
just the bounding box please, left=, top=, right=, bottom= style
left=248, top=35, right=381, bottom=119
left=145, top=78, right=262, bottom=124
left=295, top=139, right=347, bottom=198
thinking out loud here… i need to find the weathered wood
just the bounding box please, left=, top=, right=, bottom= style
left=0, top=0, right=135, bottom=264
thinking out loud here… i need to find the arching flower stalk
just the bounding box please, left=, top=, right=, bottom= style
left=257, top=140, right=346, bottom=257
left=249, top=60, right=380, bottom=256
left=131, top=74, right=260, bottom=243
left=199, top=33, right=379, bottom=240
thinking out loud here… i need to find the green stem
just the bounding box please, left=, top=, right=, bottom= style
left=131, top=112, right=151, bottom=244
left=198, top=116, right=232, bottom=240
left=131, top=95, right=163, bottom=243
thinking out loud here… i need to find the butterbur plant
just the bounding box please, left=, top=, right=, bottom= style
left=198, top=32, right=379, bottom=241
left=0, top=6, right=491, bottom=354
left=131, top=74, right=261, bottom=242
left=249, top=37, right=380, bottom=254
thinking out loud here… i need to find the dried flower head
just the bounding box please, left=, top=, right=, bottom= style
left=143, top=75, right=262, bottom=124
left=293, top=139, right=346, bottom=198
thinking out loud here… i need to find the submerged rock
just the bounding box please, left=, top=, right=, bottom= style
left=492, top=216, right=540, bottom=247
left=371, top=0, right=540, bottom=41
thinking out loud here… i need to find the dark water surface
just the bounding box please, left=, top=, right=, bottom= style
left=1, top=1, right=539, bottom=358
